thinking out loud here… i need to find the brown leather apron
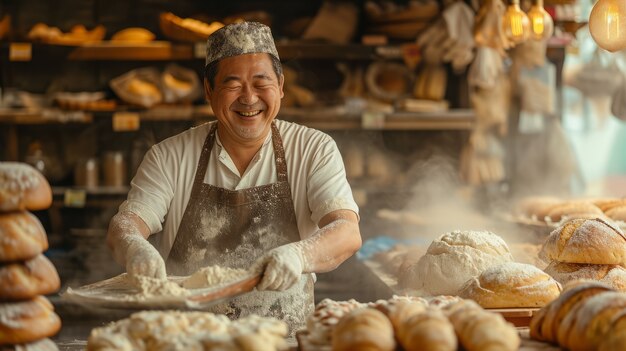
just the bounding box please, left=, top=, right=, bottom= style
left=166, top=122, right=314, bottom=334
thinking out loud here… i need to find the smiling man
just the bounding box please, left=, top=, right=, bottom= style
left=106, top=22, right=362, bottom=332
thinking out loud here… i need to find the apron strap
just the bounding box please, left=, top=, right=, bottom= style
left=271, top=122, right=289, bottom=183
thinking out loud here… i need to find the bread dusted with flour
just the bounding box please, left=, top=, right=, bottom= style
left=0, top=296, right=61, bottom=345
left=331, top=308, right=396, bottom=351
left=459, top=262, right=561, bottom=308
left=0, top=163, right=51, bottom=212
left=544, top=261, right=626, bottom=291
left=540, top=218, right=626, bottom=266
left=403, top=230, right=513, bottom=295
left=545, top=201, right=604, bottom=223
left=0, top=212, right=48, bottom=263
left=0, top=254, right=60, bottom=300
left=444, top=300, right=520, bottom=351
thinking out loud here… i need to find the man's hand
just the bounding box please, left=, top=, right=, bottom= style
left=124, top=236, right=167, bottom=279
left=255, top=243, right=305, bottom=291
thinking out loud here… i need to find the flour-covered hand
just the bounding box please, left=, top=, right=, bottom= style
left=115, top=235, right=166, bottom=280
left=255, top=243, right=305, bottom=291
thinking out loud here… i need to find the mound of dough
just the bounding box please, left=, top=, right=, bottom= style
left=403, top=230, right=513, bottom=295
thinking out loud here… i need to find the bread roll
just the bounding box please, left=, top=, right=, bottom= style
left=0, top=254, right=60, bottom=300
left=306, top=298, right=365, bottom=346
left=606, top=205, right=626, bottom=222
left=403, top=230, right=513, bottom=295
left=539, top=218, right=626, bottom=266
left=395, top=306, right=457, bottom=351
left=0, top=212, right=48, bottom=263
left=0, top=162, right=52, bottom=212
left=529, top=280, right=613, bottom=343
left=545, top=201, right=604, bottom=223
left=459, top=262, right=561, bottom=308
left=544, top=261, right=626, bottom=291
left=331, top=308, right=396, bottom=351
left=0, top=296, right=61, bottom=345
left=560, top=291, right=626, bottom=351
left=111, top=28, right=155, bottom=43
left=445, top=300, right=520, bottom=351
left=0, top=338, right=59, bottom=351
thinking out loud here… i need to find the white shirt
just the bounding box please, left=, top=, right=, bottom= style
left=118, top=119, right=359, bottom=259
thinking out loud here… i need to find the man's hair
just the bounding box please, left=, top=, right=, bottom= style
left=204, top=54, right=283, bottom=90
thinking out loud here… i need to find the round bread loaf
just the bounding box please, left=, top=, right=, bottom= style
left=561, top=291, right=626, bottom=351
left=545, top=201, right=604, bottom=223
left=539, top=218, right=626, bottom=265
left=0, top=163, right=52, bottom=212
left=0, top=338, right=59, bottom=351
left=0, top=254, right=60, bottom=300
left=459, top=262, right=562, bottom=308
left=403, top=230, right=513, bottom=296
left=0, top=296, right=61, bottom=345
left=331, top=307, right=396, bottom=351
left=544, top=261, right=626, bottom=291
left=0, top=212, right=48, bottom=263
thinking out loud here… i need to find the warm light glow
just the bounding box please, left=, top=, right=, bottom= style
left=589, top=0, right=626, bottom=52
left=527, top=0, right=554, bottom=40
left=503, top=0, right=530, bottom=44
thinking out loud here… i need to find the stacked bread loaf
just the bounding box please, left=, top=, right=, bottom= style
left=0, top=162, right=61, bottom=349
left=530, top=280, right=626, bottom=350
left=540, top=218, right=626, bottom=291
left=310, top=296, right=520, bottom=351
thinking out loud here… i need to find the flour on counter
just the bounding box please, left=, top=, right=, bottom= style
left=181, top=265, right=249, bottom=289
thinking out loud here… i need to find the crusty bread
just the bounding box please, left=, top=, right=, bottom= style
left=0, top=162, right=52, bottom=212
left=403, top=230, right=513, bottom=295
left=459, top=262, right=561, bottom=308
left=0, top=212, right=48, bottom=263
left=598, top=311, right=626, bottom=351
left=515, top=196, right=561, bottom=220
left=539, top=218, right=626, bottom=266
left=529, top=280, right=613, bottom=343
left=0, top=296, right=61, bottom=345
left=0, top=254, right=60, bottom=300
left=545, top=201, right=604, bottom=223
left=0, top=338, right=59, bottom=351
left=559, top=291, right=626, bottom=351
left=386, top=300, right=427, bottom=332
left=395, top=306, right=457, bottom=351
left=444, top=300, right=520, bottom=351
left=606, top=205, right=626, bottom=222
left=544, top=261, right=626, bottom=291
left=331, top=307, right=396, bottom=351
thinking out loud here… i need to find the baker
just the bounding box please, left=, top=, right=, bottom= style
left=106, top=22, right=362, bottom=332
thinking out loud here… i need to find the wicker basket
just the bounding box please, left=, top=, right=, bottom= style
left=159, top=12, right=222, bottom=43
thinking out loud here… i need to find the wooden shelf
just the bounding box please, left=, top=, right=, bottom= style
left=52, top=186, right=130, bottom=196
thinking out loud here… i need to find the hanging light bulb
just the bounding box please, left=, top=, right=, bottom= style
left=527, top=0, right=554, bottom=40
left=503, top=0, right=531, bottom=44
left=589, top=0, right=626, bottom=52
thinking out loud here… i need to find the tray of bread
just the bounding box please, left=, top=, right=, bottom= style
left=63, top=266, right=261, bottom=310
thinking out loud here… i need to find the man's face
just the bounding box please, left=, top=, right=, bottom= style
left=206, top=53, right=284, bottom=145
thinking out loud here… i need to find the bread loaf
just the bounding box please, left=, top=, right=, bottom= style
left=0, top=254, right=60, bottom=300
left=306, top=298, right=365, bottom=346
left=0, top=296, right=61, bottom=345
left=598, top=310, right=626, bottom=351
left=540, top=218, right=626, bottom=266
left=529, top=280, right=613, bottom=343
left=606, top=205, right=626, bottom=222
left=459, top=262, right=561, bottom=308
left=0, top=163, right=52, bottom=212
left=560, top=291, right=626, bottom=351
left=0, top=212, right=48, bottom=263
left=445, top=300, right=520, bottom=351
left=403, top=230, right=513, bottom=295
left=331, top=308, right=396, bottom=351
left=593, top=198, right=626, bottom=212
left=515, top=196, right=561, bottom=220
left=545, top=201, right=604, bottom=223
left=544, top=261, right=626, bottom=291
left=394, top=304, right=456, bottom=351
left=111, top=28, right=155, bottom=43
